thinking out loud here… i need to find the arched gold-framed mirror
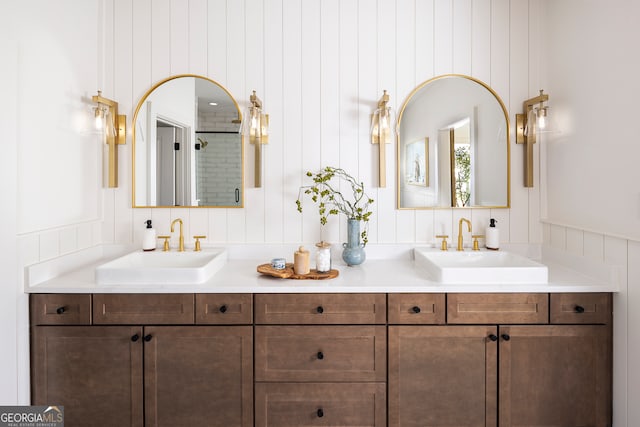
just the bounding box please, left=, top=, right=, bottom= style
left=397, top=74, right=510, bottom=209
left=132, top=74, right=244, bottom=208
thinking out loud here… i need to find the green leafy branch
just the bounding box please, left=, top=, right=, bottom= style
left=296, top=166, right=374, bottom=245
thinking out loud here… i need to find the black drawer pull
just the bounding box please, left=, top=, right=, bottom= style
left=143, top=334, right=153, bottom=342
left=317, top=408, right=324, bottom=418
left=219, top=305, right=228, bottom=313
left=574, top=305, right=585, bottom=314
left=412, top=306, right=421, bottom=314
left=317, top=351, right=324, bottom=360
left=56, top=306, right=65, bottom=315
left=501, top=334, right=511, bottom=341
left=488, top=334, right=498, bottom=342
left=131, top=334, right=140, bottom=342
left=316, top=306, right=324, bottom=314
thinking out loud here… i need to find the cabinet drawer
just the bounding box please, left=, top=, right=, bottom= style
left=255, top=382, right=386, bottom=427
left=388, top=293, right=445, bottom=324
left=93, top=294, right=194, bottom=324
left=255, top=326, right=386, bottom=382
left=254, top=293, right=386, bottom=324
left=550, top=293, right=612, bottom=324
left=30, top=294, right=92, bottom=325
left=448, top=293, right=549, bottom=324
left=195, top=294, right=252, bottom=324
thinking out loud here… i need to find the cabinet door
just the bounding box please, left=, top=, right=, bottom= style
left=499, top=325, right=611, bottom=427
left=31, top=326, right=143, bottom=427
left=389, top=326, right=498, bottom=427
left=144, top=326, right=253, bottom=427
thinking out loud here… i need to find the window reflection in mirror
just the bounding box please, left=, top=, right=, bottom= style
left=132, top=75, right=243, bottom=208
left=397, top=74, right=510, bottom=209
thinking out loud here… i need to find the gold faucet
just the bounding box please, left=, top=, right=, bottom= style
left=457, top=218, right=471, bottom=251
left=170, top=218, right=185, bottom=252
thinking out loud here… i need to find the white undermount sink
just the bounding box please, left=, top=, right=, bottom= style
left=414, top=247, right=548, bottom=284
left=95, top=248, right=227, bottom=285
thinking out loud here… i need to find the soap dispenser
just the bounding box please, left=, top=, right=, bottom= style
left=486, top=218, right=499, bottom=250
left=142, top=220, right=157, bottom=251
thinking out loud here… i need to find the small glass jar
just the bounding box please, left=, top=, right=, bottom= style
left=315, top=241, right=332, bottom=273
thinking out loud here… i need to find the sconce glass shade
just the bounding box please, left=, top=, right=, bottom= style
left=94, top=105, right=106, bottom=130
left=524, top=105, right=557, bottom=137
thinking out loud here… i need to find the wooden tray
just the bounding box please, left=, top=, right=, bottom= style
left=257, top=263, right=339, bottom=280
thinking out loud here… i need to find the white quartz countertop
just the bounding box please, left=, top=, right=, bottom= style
left=24, top=244, right=620, bottom=294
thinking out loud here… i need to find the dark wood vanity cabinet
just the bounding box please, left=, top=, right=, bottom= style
left=30, top=294, right=254, bottom=427
left=31, top=291, right=612, bottom=427
left=389, top=292, right=612, bottom=427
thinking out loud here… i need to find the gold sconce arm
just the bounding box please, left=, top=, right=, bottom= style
left=92, top=90, right=127, bottom=188
left=516, top=89, right=549, bottom=188
left=248, top=90, right=269, bottom=188
left=371, top=90, right=393, bottom=188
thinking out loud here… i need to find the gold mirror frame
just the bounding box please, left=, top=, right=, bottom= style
left=132, top=74, right=244, bottom=208
left=396, top=74, right=511, bottom=209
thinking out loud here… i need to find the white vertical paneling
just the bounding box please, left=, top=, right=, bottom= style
left=376, top=0, right=397, bottom=243
left=415, top=0, right=435, bottom=82
left=395, top=0, right=416, bottom=243
left=471, top=208, right=490, bottom=243
left=549, top=224, right=566, bottom=250
left=583, top=230, right=604, bottom=262
left=189, top=0, right=208, bottom=75
left=132, top=0, right=152, bottom=102
left=225, top=0, right=246, bottom=242
left=151, top=0, right=171, bottom=82
left=101, top=0, right=116, bottom=244
left=169, top=0, right=189, bottom=74
left=471, top=0, right=490, bottom=82
left=114, top=0, right=134, bottom=245
left=207, top=0, right=227, bottom=83
left=207, top=0, right=229, bottom=241
left=452, top=0, right=472, bottom=74
left=434, top=0, right=453, bottom=74
left=358, top=0, right=378, bottom=244
left=434, top=209, right=453, bottom=247
left=281, top=0, right=303, bottom=243
left=262, top=0, right=284, bottom=243
left=299, top=0, right=322, bottom=244
left=565, top=227, right=584, bottom=256
left=318, top=0, right=341, bottom=243
left=59, top=228, right=78, bottom=255
left=245, top=0, right=267, bottom=242
left=508, top=0, right=529, bottom=244
left=108, top=0, right=544, bottom=249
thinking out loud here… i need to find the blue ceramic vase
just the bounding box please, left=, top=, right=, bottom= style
left=342, top=219, right=366, bottom=266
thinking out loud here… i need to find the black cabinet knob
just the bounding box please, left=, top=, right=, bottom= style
left=501, top=334, right=511, bottom=341
left=488, top=334, right=498, bottom=342
left=317, top=351, right=324, bottom=360
left=56, top=306, right=65, bottom=315
left=317, top=408, right=324, bottom=418
left=143, top=334, right=153, bottom=342
left=131, top=334, right=140, bottom=342
left=575, top=305, right=585, bottom=314
left=412, top=306, right=421, bottom=314
left=219, top=305, right=227, bottom=313
left=316, top=306, right=324, bottom=314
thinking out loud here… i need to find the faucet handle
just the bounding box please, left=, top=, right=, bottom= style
left=472, top=235, right=485, bottom=251
left=157, top=235, right=171, bottom=252
left=193, top=235, right=206, bottom=252
left=435, top=235, right=449, bottom=251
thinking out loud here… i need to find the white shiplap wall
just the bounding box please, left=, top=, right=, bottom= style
left=103, top=0, right=542, bottom=248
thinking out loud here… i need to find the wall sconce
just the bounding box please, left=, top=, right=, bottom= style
left=516, top=89, right=554, bottom=188
left=92, top=90, right=126, bottom=188
left=246, top=90, right=269, bottom=188
left=371, top=90, right=395, bottom=187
